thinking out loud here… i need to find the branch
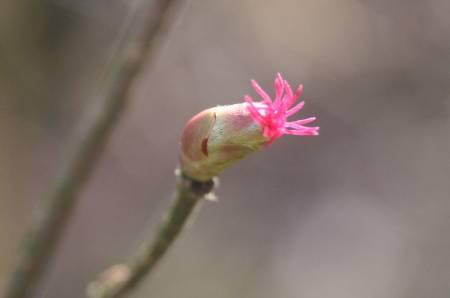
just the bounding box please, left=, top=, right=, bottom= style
left=87, top=173, right=216, bottom=298
left=2, top=1, right=183, bottom=298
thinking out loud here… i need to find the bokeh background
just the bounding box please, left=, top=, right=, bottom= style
left=1, top=0, right=450, bottom=297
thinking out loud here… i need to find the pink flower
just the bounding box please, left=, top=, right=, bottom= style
left=180, top=73, right=319, bottom=181
left=245, top=73, right=319, bottom=144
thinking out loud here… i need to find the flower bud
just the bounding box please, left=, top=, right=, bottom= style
left=180, top=103, right=268, bottom=181
left=180, top=73, right=319, bottom=181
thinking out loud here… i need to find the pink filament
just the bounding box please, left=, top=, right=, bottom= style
left=245, top=73, right=319, bottom=143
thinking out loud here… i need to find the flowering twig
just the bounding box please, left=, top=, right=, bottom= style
left=87, top=172, right=216, bottom=298
left=2, top=1, right=183, bottom=298
left=180, top=73, right=319, bottom=181
left=87, top=73, right=319, bottom=298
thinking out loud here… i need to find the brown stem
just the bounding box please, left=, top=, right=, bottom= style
left=2, top=1, right=183, bottom=298
left=87, top=173, right=216, bottom=298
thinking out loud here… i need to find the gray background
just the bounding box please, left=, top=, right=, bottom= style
left=1, top=0, right=449, bottom=297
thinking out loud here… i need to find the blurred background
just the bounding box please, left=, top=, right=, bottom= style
left=1, top=0, right=449, bottom=297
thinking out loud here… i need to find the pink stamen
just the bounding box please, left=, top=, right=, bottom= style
left=291, top=117, right=316, bottom=125
left=273, top=73, right=285, bottom=109
left=245, top=73, right=319, bottom=143
left=286, top=101, right=305, bottom=117
left=251, top=80, right=272, bottom=104
left=244, top=96, right=267, bottom=125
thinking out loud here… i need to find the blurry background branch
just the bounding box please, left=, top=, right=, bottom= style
left=1, top=0, right=184, bottom=298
